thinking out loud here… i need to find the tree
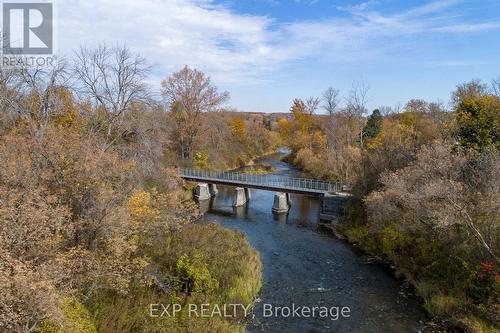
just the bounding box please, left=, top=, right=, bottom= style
left=321, top=87, right=340, bottom=116
left=363, top=109, right=383, bottom=140
left=378, top=105, right=396, bottom=116
left=366, top=142, right=499, bottom=264
left=451, top=79, right=488, bottom=107
left=492, top=76, right=500, bottom=97
left=73, top=44, right=151, bottom=136
left=344, top=82, right=369, bottom=147
left=262, top=117, right=272, bottom=131
left=0, top=66, right=22, bottom=133
left=451, top=79, right=499, bottom=151
left=228, top=117, right=246, bottom=143
left=168, top=100, right=191, bottom=161
left=455, top=95, right=500, bottom=151
left=345, top=82, right=369, bottom=118
left=17, top=60, right=68, bottom=126
left=290, top=98, right=306, bottom=114
left=162, top=66, right=229, bottom=161
left=404, top=99, right=428, bottom=113
left=305, top=96, right=320, bottom=115
left=277, top=118, right=292, bottom=144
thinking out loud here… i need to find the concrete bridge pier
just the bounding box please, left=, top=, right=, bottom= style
left=195, top=183, right=219, bottom=201
left=272, top=192, right=290, bottom=214
left=198, top=197, right=211, bottom=213
left=233, top=187, right=248, bottom=207
left=194, top=183, right=211, bottom=201
left=208, top=184, right=218, bottom=196
left=244, top=188, right=251, bottom=201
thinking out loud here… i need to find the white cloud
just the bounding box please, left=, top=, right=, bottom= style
left=59, top=0, right=279, bottom=83
left=434, top=22, right=500, bottom=32
left=58, top=0, right=500, bottom=85
left=430, top=60, right=490, bottom=67
left=337, top=0, right=379, bottom=13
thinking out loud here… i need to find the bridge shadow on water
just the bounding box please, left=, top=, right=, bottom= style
left=200, top=185, right=323, bottom=231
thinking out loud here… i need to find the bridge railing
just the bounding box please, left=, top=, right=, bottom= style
left=180, top=168, right=342, bottom=193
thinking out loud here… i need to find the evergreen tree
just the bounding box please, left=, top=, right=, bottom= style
left=363, top=109, right=383, bottom=139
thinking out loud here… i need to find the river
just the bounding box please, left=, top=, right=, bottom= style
left=201, top=152, right=428, bottom=333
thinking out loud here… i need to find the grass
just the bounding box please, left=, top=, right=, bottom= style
left=86, top=222, right=262, bottom=333
left=241, top=163, right=277, bottom=175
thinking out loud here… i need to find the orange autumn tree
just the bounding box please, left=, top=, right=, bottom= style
left=227, top=117, right=247, bottom=143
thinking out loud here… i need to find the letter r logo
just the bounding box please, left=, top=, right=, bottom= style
left=2, top=2, right=53, bottom=55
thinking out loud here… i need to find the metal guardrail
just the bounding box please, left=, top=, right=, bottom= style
left=180, top=168, right=342, bottom=194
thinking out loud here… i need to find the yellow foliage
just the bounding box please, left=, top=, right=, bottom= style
left=51, top=87, right=79, bottom=127
left=193, top=151, right=210, bottom=169
left=292, top=107, right=312, bottom=132
left=367, top=118, right=414, bottom=150
left=311, top=130, right=326, bottom=152
left=127, top=190, right=158, bottom=222
left=277, top=118, right=292, bottom=143
left=228, top=117, right=246, bottom=142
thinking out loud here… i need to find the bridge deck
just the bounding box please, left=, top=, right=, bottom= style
left=180, top=168, right=342, bottom=195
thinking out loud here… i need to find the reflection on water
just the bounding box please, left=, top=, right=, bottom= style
left=199, top=153, right=428, bottom=333
left=202, top=184, right=322, bottom=230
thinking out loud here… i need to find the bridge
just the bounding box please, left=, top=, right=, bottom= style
left=180, top=168, right=347, bottom=220
left=180, top=168, right=342, bottom=195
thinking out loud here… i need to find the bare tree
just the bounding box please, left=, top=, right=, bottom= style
left=73, top=44, right=151, bottom=136
left=367, top=142, right=499, bottom=264
left=342, top=82, right=369, bottom=145
left=345, top=82, right=369, bottom=185
left=321, top=87, right=340, bottom=116
left=492, top=76, right=500, bottom=97
left=345, top=81, right=369, bottom=118
left=393, top=102, right=403, bottom=114
left=378, top=105, right=394, bottom=116
left=161, top=65, right=229, bottom=161
left=321, top=87, right=340, bottom=150
left=0, top=66, right=23, bottom=132
left=19, top=61, right=68, bottom=117
left=405, top=98, right=428, bottom=113
left=305, top=96, right=320, bottom=115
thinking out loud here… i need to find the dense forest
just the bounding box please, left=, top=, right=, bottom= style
left=0, top=43, right=498, bottom=333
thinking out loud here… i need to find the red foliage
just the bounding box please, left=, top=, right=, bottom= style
left=480, top=261, right=495, bottom=272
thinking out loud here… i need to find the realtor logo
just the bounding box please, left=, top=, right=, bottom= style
left=2, top=1, right=53, bottom=55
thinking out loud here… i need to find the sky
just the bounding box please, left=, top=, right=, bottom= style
left=57, top=0, right=500, bottom=113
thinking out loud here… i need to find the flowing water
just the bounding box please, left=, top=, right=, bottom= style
left=201, top=153, right=428, bottom=333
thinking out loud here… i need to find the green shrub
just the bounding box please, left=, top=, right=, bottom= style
left=40, top=297, right=96, bottom=333
left=176, top=252, right=219, bottom=294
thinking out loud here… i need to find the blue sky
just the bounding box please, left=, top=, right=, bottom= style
left=58, top=0, right=500, bottom=113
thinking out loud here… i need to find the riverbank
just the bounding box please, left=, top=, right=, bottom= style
left=235, top=150, right=282, bottom=172
left=201, top=153, right=430, bottom=333
left=239, top=163, right=277, bottom=175
left=336, top=202, right=500, bottom=333
left=281, top=147, right=499, bottom=333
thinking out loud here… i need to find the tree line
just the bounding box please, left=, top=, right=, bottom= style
left=0, top=45, right=265, bottom=332
left=278, top=79, right=499, bottom=332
